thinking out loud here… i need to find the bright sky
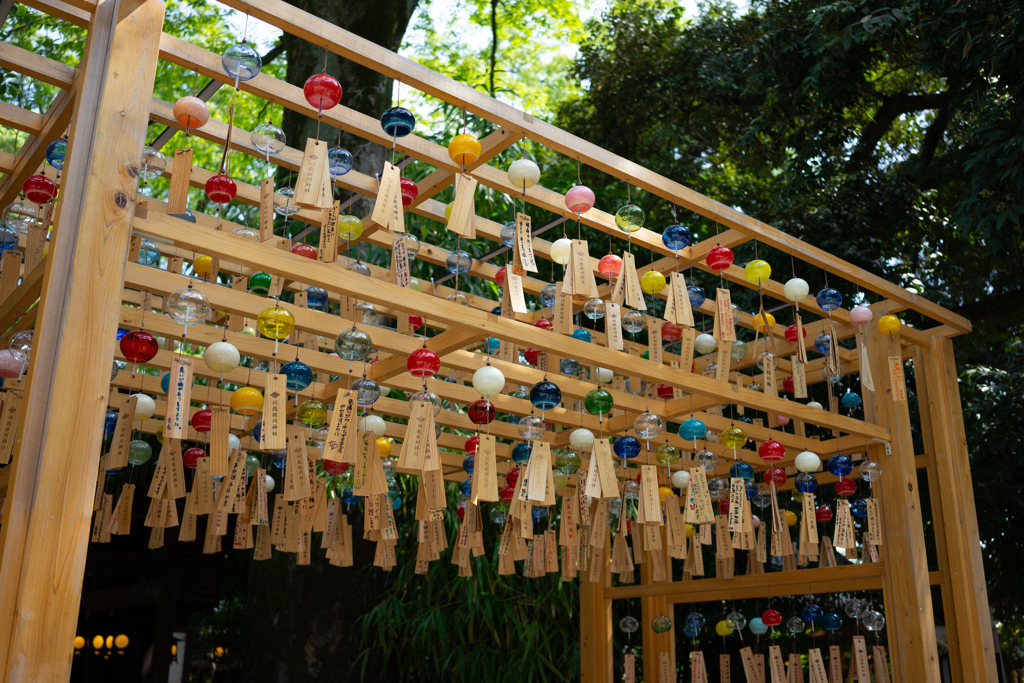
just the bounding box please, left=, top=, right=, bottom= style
left=221, top=0, right=736, bottom=63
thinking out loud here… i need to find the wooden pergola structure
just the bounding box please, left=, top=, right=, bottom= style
left=0, top=0, right=997, bottom=680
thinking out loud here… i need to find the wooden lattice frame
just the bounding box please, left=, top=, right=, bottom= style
left=0, top=0, right=995, bottom=681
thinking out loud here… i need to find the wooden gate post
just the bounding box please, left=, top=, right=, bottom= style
left=0, top=0, right=165, bottom=678
left=639, top=554, right=675, bottom=683
left=861, top=326, right=940, bottom=681
left=919, top=337, right=997, bottom=682
left=581, top=526, right=613, bottom=683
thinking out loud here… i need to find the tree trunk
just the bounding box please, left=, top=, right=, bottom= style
left=277, top=0, right=419, bottom=217
left=233, top=1, right=417, bottom=678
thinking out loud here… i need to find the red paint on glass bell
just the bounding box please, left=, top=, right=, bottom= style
left=464, top=435, right=479, bottom=456
left=656, top=384, right=673, bottom=399
left=455, top=503, right=466, bottom=520
left=706, top=245, right=734, bottom=272
left=468, top=399, right=495, bottom=425
left=763, top=467, right=787, bottom=486
left=661, top=321, right=682, bottom=343
left=717, top=498, right=730, bottom=515
left=182, top=446, right=206, bottom=469
left=758, top=439, right=785, bottom=462
left=834, top=478, right=857, bottom=497
left=499, top=485, right=515, bottom=502
left=784, top=325, right=806, bottom=343
left=495, top=265, right=506, bottom=289
left=119, top=330, right=159, bottom=363
left=22, top=175, right=56, bottom=204
left=783, top=374, right=794, bottom=393
left=534, top=319, right=552, bottom=330
left=408, top=314, right=423, bottom=331
left=205, top=173, right=237, bottom=204
left=598, top=254, right=622, bottom=279
left=291, top=243, right=317, bottom=260
left=191, top=408, right=212, bottom=433
left=303, top=73, right=342, bottom=110
left=324, top=459, right=349, bottom=475
left=505, top=467, right=519, bottom=487
left=815, top=504, right=833, bottom=522
left=761, top=609, right=782, bottom=627
left=399, top=177, right=419, bottom=206
left=406, top=347, right=440, bottom=378
left=524, top=348, right=540, bottom=365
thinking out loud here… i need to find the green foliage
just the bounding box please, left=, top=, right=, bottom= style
left=356, top=478, right=579, bottom=683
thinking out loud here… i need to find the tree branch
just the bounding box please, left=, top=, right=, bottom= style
left=849, top=91, right=956, bottom=166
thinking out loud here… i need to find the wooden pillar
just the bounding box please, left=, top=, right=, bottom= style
left=861, top=326, right=940, bottom=681
left=913, top=347, right=964, bottom=683
left=0, top=0, right=165, bottom=678
left=640, top=551, right=675, bottom=683
left=919, top=337, right=998, bottom=682
left=581, top=526, right=613, bottom=683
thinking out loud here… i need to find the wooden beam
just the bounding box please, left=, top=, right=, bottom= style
left=580, top=526, right=613, bottom=683
left=0, top=0, right=164, bottom=677
left=133, top=212, right=892, bottom=440
left=0, top=101, right=45, bottom=136
left=0, top=40, right=77, bottom=88
left=215, top=0, right=970, bottom=333
left=0, top=89, right=75, bottom=209
left=861, top=326, right=940, bottom=681
left=607, top=562, right=886, bottom=601
left=918, top=338, right=997, bottom=681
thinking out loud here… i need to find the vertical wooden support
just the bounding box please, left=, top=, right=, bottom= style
left=860, top=327, right=940, bottom=681
left=640, top=556, right=675, bottom=683
left=0, top=0, right=165, bottom=678
left=581, top=526, right=613, bottom=683
left=919, top=337, right=998, bottom=682
left=913, top=347, right=964, bottom=683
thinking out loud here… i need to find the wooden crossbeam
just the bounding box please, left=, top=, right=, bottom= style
left=0, top=89, right=74, bottom=209
left=215, top=0, right=970, bottom=333
left=134, top=211, right=891, bottom=440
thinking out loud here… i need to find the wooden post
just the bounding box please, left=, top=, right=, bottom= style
left=919, top=337, right=998, bottom=682
left=581, top=526, right=613, bottom=683
left=640, top=552, right=675, bottom=683
left=860, top=326, right=940, bottom=681
left=0, top=0, right=165, bottom=677
left=913, top=347, right=964, bottom=683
